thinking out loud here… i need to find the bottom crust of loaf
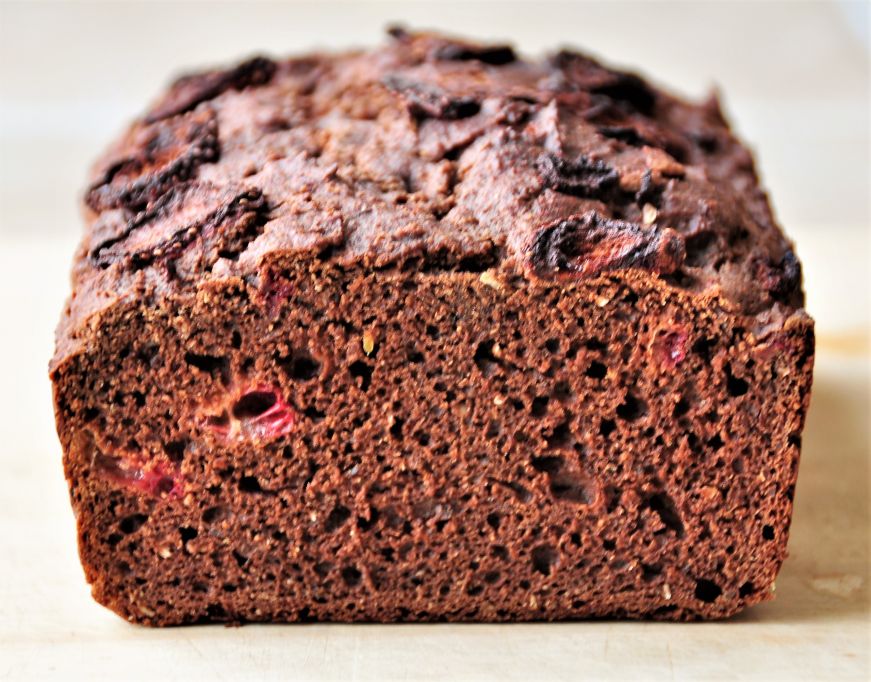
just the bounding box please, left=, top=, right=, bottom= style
left=52, top=263, right=813, bottom=624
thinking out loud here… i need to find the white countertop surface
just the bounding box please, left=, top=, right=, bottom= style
left=0, top=2, right=868, bottom=680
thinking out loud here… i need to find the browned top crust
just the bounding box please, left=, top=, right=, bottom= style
left=55, top=29, right=805, bottom=370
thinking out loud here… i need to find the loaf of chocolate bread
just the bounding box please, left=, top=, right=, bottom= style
left=51, top=30, right=814, bottom=625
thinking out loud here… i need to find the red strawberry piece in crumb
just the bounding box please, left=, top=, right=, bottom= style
left=752, top=335, right=788, bottom=363
left=652, top=327, right=689, bottom=367
left=202, top=385, right=296, bottom=443
left=260, top=267, right=294, bottom=317
left=233, top=387, right=296, bottom=441
left=130, top=461, right=185, bottom=497
left=94, top=452, right=184, bottom=498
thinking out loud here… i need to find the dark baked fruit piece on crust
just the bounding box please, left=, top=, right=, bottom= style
left=51, top=30, right=814, bottom=625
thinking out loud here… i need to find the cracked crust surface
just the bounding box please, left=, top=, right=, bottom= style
left=51, top=30, right=814, bottom=625
left=57, top=30, right=802, bottom=369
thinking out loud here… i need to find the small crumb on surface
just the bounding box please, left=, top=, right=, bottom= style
left=479, top=270, right=503, bottom=290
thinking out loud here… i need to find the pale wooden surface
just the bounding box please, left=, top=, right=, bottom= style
left=0, top=2, right=868, bottom=680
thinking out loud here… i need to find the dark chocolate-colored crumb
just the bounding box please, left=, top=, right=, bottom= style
left=52, top=30, right=814, bottom=626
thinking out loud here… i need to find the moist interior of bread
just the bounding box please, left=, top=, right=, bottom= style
left=53, top=260, right=812, bottom=624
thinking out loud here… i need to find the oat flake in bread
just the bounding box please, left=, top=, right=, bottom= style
left=51, top=29, right=814, bottom=625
